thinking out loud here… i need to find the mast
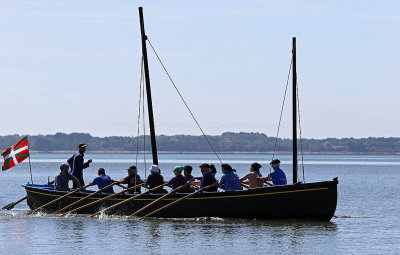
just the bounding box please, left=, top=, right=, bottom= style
left=138, top=7, right=158, bottom=165
left=292, top=37, right=298, bottom=184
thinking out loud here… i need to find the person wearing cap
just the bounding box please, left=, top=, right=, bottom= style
left=259, top=159, right=287, bottom=185
left=166, top=166, right=191, bottom=193
left=119, top=165, right=143, bottom=194
left=54, top=163, right=81, bottom=191
left=218, top=164, right=243, bottom=192
left=67, top=142, right=93, bottom=189
left=239, top=162, right=264, bottom=189
left=89, top=168, right=115, bottom=194
left=198, top=163, right=218, bottom=192
left=145, top=165, right=168, bottom=193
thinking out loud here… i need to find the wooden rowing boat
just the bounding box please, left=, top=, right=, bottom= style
left=24, top=178, right=337, bottom=220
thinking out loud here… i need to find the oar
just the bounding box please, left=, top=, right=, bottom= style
left=24, top=184, right=92, bottom=215
left=139, top=183, right=216, bottom=220
left=2, top=196, right=27, bottom=210
left=116, top=183, right=128, bottom=189
left=263, top=181, right=273, bottom=186
left=89, top=183, right=168, bottom=218
left=128, top=181, right=191, bottom=217
left=241, top=183, right=249, bottom=189
left=59, top=183, right=145, bottom=217
left=256, top=177, right=273, bottom=186
left=54, top=182, right=119, bottom=214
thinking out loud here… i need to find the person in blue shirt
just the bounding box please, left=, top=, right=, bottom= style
left=198, top=163, right=218, bottom=192
left=219, top=164, right=243, bottom=192
left=167, top=166, right=190, bottom=193
left=67, top=142, right=92, bottom=189
left=89, top=168, right=115, bottom=193
left=260, top=159, right=287, bottom=185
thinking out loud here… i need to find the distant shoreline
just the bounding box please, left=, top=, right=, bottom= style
left=3, top=132, right=400, bottom=155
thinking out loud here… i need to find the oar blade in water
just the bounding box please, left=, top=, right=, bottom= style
left=2, top=196, right=27, bottom=210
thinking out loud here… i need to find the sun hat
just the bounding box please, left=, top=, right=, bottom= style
left=150, top=165, right=160, bottom=174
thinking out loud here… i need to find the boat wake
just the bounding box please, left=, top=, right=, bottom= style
left=333, top=215, right=363, bottom=219
left=93, top=213, right=226, bottom=222
left=0, top=210, right=52, bottom=219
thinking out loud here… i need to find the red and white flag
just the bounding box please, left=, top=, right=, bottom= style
left=2, top=137, right=30, bottom=171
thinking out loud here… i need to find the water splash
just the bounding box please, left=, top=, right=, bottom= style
left=96, top=212, right=134, bottom=222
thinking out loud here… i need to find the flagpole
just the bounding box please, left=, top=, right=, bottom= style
left=27, top=139, right=34, bottom=185
left=28, top=155, right=33, bottom=185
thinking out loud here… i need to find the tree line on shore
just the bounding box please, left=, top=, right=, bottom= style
left=1, top=132, right=400, bottom=153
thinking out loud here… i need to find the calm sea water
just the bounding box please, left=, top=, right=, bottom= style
left=0, top=153, right=399, bottom=254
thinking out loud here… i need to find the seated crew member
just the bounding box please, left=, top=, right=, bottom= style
left=167, top=166, right=190, bottom=193
left=55, top=163, right=81, bottom=191
left=145, top=165, right=167, bottom=193
left=119, top=165, right=143, bottom=194
left=89, top=168, right=114, bottom=193
left=198, top=163, right=218, bottom=192
left=219, top=164, right=243, bottom=192
left=259, top=159, right=287, bottom=185
left=183, top=165, right=194, bottom=181
left=210, top=164, right=217, bottom=176
left=240, top=162, right=264, bottom=189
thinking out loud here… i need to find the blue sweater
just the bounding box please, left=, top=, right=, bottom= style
left=220, top=171, right=242, bottom=191
left=68, top=151, right=90, bottom=179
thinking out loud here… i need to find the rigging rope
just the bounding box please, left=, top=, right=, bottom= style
left=296, top=81, right=305, bottom=183
left=270, top=57, right=292, bottom=176
left=134, top=57, right=148, bottom=192
left=146, top=38, right=223, bottom=164
left=136, top=57, right=144, bottom=169
left=142, top=68, right=147, bottom=183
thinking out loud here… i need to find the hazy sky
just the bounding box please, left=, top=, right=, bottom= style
left=0, top=0, right=399, bottom=139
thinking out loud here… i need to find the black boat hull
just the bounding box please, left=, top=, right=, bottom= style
left=24, top=179, right=338, bottom=220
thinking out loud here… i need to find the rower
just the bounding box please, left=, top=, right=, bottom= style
left=210, top=164, right=217, bottom=176
left=259, top=159, right=287, bottom=185
left=198, top=163, right=218, bottom=192
left=166, top=166, right=190, bottom=193
left=219, top=164, right=242, bottom=191
left=119, top=165, right=144, bottom=194
left=89, top=168, right=115, bottom=194
left=145, top=165, right=168, bottom=193
left=240, top=162, right=264, bottom=188
left=183, top=165, right=194, bottom=181
left=55, top=163, right=81, bottom=191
